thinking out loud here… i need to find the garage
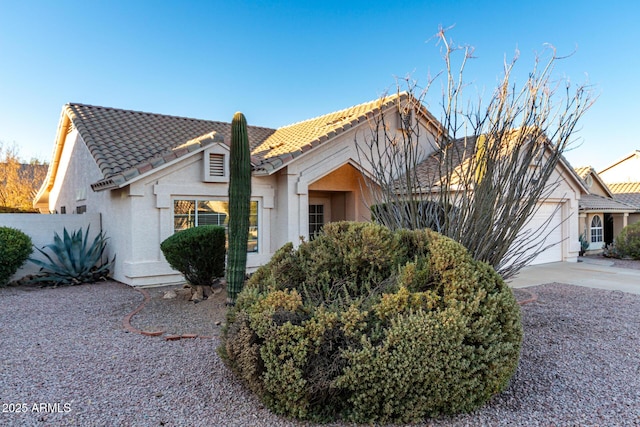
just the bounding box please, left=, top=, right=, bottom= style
left=521, top=202, right=564, bottom=265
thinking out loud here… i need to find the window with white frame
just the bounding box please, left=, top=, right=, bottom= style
left=173, top=199, right=258, bottom=252
left=590, top=215, right=603, bottom=244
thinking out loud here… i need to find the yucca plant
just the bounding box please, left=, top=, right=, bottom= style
left=29, top=226, right=115, bottom=286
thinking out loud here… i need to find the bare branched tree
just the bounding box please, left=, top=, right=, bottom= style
left=358, top=29, right=595, bottom=279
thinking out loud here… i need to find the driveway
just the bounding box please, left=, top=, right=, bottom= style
left=508, top=258, right=640, bottom=295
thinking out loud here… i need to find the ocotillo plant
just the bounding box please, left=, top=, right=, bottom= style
left=226, top=112, right=251, bottom=304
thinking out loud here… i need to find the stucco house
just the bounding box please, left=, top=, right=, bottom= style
left=34, top=94, right=443, bottom=286
left=34, top=93, right=585, bottom=287
left=597, top=151, right=640, bottom=227
left=574, top=166, right=637, bottom=252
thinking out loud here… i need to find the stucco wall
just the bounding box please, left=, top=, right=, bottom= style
left=48, top=131, right=105, bottom=214
left=108, top=152, right=277, bottom=286
left=600, top=154, right=640, bottom=183
left=0, top=213, right=101, bottom=281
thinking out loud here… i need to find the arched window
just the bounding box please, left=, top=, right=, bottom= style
left=590, top=215, right=603, bottom=243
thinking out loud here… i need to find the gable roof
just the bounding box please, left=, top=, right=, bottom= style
left=573, top=166, right=615, bottom=198
left=607, top=182, right=640, bottom=208
left=598, top=150, right=640, bottom=176
left=66, top=103, right=276, bottom=182
left=251, top=92, right=441, bottom=174
left=411, top=133, right=587, bottom=194
left=36, top=92, right=440, bottom=198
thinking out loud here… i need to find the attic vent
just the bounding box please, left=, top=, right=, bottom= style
left=209, top=153, right=224, bottom=177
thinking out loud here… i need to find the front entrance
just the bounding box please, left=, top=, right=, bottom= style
left=308, top=190, right=354, bottom=240
left=604, top=213, right=614, bottom=245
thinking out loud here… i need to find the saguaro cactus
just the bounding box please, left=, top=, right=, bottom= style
left=226, top=112, right=251, bottom=304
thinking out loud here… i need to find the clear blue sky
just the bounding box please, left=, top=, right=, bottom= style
left=0, top=0, right=637, bottom=171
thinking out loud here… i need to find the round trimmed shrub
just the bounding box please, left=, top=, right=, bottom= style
left=614, top=221, right=640, bottom=260
left=0, top=226, right=33, bottom=286
left=160, top=225, right=226, bottom=286
left=220, top=221, right=522, bottom=423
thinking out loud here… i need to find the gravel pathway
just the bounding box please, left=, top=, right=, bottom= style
left=1, top=281, right=639, bottom=426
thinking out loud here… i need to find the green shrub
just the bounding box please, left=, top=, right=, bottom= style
left=160, top=225, right=226, bottom=286
left=0, top=226, right=33, bottom=286
left=614, top=221, right=640, bottom=260
left=220, top=221, right=522, bottom=423
left=30, top=226, right=114, bottom=286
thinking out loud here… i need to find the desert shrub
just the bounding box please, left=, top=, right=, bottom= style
left=614, top=221, right=640, bottom=260
left=160, top=225, right=226, bottom=286
left=220, top=221, right=522, bottom=423
left=0, top=226, right=33, bottom=286
left=30, top=226, right=114, bottom=286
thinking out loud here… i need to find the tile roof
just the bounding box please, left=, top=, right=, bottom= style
left=251, top=93, right=419, bottom=174
left=573, top=166, right=591, bottom=180
left=61, top=93, right=428, bottom=190
left=578, top=193, right=637, bottom=212
left=607, top=182, right=640, bottom=208
left=412, top=136, right=471, bottom=189
left=411, top=132, right=586, bottom=193
left=65, top=103, right=276, bottom=187
left=572, top=166, right=614, bottom=198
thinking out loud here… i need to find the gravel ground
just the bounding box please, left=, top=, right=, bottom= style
left=130, top=285, right=227, bottom=338
left=1, top=281, right=639, bottom=426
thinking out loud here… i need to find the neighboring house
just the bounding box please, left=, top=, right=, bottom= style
left=33, top=93, right=586, bottom=287
left=597, top=151, right=640, bottom=227
left=599, top=150, right=640, bottom=183
left=574, top=167, right=637, bottom=252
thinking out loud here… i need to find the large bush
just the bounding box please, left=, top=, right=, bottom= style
left=614, top=221, right=640, bottom=260
left=160, top=225, right=226, bottom=286
left=220, top=221, right=522, bottom=424
left=0, top=226, right=33, bottom=286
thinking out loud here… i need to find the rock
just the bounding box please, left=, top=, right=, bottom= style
left=162, top=290, right=177, bottom=299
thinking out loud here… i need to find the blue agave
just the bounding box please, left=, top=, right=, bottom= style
left=30, top=226, right=115, bottom=286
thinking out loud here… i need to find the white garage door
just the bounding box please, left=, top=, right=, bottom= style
left=521, top=203, right=563, bottom=265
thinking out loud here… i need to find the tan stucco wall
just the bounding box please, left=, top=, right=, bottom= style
left=587, top=177, right=610, bottom=197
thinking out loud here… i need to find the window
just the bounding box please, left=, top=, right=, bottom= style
left=590, top=215, right=603, bottom=243
left=309, top=204, right=324, bottom=239
left=60, top=206, right=66, bottom=214
left=173, top=199, right=258, bottom=252
left=76, top=205, right=87, bottom=214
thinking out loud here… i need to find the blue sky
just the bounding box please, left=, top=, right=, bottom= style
left=0, top=0, right=637, bottom=171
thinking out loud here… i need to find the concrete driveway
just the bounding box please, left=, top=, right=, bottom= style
left=508, top=258, right=640, bottom=295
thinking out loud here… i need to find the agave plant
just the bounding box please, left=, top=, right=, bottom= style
left=30, top=226, right=115, bottom=286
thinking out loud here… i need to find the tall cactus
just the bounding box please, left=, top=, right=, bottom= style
left=226, top=112, right=251, bottom=304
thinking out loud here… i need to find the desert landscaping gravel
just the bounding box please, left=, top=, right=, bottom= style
left=1, top=280, right=639, bottom=427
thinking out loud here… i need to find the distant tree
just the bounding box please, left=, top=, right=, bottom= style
left=0, top=141, right=48, bottom=212
left=359, top=28, right=595, bottom=279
